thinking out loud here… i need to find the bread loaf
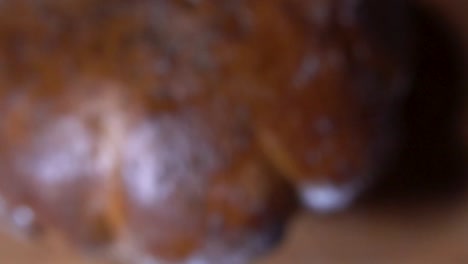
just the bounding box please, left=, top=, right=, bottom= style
left=0, top=0, right=414, bottom=263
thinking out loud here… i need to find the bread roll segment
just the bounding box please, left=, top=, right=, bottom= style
left=0, top=0, right=414, bottom=262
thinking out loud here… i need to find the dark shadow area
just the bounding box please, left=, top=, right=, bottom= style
left=359, top=4, right=467, bottom=208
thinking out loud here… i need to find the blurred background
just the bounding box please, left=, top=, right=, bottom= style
left=0, top=0, right=467, bottom=263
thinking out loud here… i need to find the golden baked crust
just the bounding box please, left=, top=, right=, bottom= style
left=0, top=0, right=413, bottom=262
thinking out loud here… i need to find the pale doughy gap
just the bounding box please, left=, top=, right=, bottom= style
left=10, top=206, right=35, bottom=231
left=299, top=180, right=364, bottom=213
left=14, top=84, right=131, bottom=243
left=122, top=122, right=174, bottom=206
left=18, top=116, right=95, bottom=187
left=292, top=54, right=321, bottom=88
